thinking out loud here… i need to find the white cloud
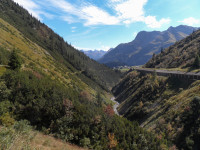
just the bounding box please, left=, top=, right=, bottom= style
left=81, top=6, right=120, bottom=26
left=47, top=0, right=119, bottom=26
left=100, top=45, right=110, bottom=51
left=13, top=0, right=171, bottom=28
left=107, top=0, right=170, bottom=28
left=13, top=0, right=41, bottom=19
left=47, top=0, right=79, bottom=16
left=71, top=27, right=76, bottom=32
left=113, top=0, right=147, bottom=22
left=74, top=45, right=110, bottom=51
left=144, top=16, right=171, bottom=28
left=133, top=32, right=138, bottom=38
left=62, top=16, right=78, bottom=24
left=13, top=0, right=53, bottom=20
left=40, top=12, right=54, bottom=19
left=74, top=46, right=91, bottom=51
left=179, top=17, right=200, bottom=26
left=110, top=0, right=122, bottom=2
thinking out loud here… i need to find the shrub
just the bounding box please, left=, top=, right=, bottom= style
left=0, top=120, right=35, bottom=150
left=193, top=55, right=200, bottom=68
left=0, top=100, right=13, bottom=116
left=80, top=137, right=91, bottom=148
left=0, top=81, right=11, bottom=101
left=0, top=113, right=15, bottom=127
left=8, top=50, right=22, bottom=70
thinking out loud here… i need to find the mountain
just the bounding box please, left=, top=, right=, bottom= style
left=81, top=50, right=107, bottom=61
left=0, top=0, right=168, bottom=149
left=112, top=29, right=200, bottom=149
left=145, top=28, right=200, bottom=69
left=99, top=25, right=198, bottom=67
left=0, top=0, right=121, bottom=90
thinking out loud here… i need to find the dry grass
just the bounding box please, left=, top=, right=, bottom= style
left=0, top=125, right=86, bottom=150
left=30, top=133, right=87, bottom=150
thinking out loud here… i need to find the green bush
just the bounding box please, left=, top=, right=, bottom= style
left=0, top=81, right=11, bottom=101
left=8, top=50, right=22, bottom=70
left=193, top=55, right=200, bottom=68
left=0, top=100, right=13, bottom=115
left=80, top=137, right=91, bottom=148
left=0, top=113, right=15, bottom=127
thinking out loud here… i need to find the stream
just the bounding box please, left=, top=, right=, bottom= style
left=111, top=97, right=119, bottom=115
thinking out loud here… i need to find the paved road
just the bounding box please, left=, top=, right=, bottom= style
left=134, top=67, right=200, bottom=80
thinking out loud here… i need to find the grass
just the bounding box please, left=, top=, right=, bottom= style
left=0, top=17, right=105, bottom=100
left=0, top=122, right=87, bottom=150
left=30, top=132, right=87, bottom=150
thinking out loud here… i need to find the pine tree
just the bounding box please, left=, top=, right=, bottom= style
left=153, top=70, right=157, bottom=81
left=160, top=47, right=164, bottom=53
left=9, top=50, right=21, bottom=70
left=193, top=55, right=200, bottom=68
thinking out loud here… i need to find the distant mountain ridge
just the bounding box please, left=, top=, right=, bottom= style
left=81, top=50, right=107, bottom=61
left=99, top=25, right=198, bottom=67
left=145, top=27, right=200, bottom=68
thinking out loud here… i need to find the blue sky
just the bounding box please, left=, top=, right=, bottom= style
left=13, top=0, right=200, bottom=51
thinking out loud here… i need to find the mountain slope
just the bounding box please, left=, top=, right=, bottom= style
left=112, top=29, right=200, bottom=149
left=112, top=70, right=200, bottom=149
left=145, top=29, right=200, bottom=69
left=0, top=123, right=86, bottom=150
left=0, top=17, right=97, bottom=95
left=0, top=0, right=169, bottom=149
left=81, top=50, right=107, bottom=61
left=0, top=0, right=121, bottom=90
left=99, top=25, right=197, bottom=67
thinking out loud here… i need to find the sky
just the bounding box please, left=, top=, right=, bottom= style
left=13, top=0, right=200, bottom=51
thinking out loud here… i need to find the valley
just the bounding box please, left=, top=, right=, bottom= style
left=1, top=0, right=200, bottom=150
left=110, top=97, right=119, bottom=115
left=112, top=28, right=200, bottom=149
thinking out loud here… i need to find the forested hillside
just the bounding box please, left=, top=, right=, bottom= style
left=0, top=0, right=170, bottom=149
left=81, top=50, right=107, bottom=61
left=146, top=29, right=200, bottom=69
left=0, top=0, right=121, bottom=90
left=113, top=56, right=200, bottom=149
left=112, top=20, right=200, bottom=150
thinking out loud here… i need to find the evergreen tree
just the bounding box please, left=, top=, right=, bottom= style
left=193, top=55, right=200, bottom=68
left=9, top=50, right=21, bottom=70
left=153, top=70, right=157, bottom=81
left=160, top=47, right=164, bottom=53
